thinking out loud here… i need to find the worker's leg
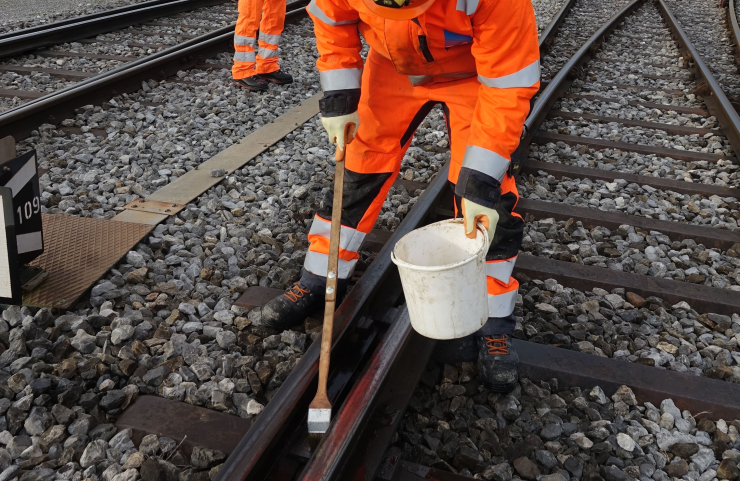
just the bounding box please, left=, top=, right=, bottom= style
left=261, top=50, right=429, bottom=330
left=255, top=0, right=285, bottom=76
left=435, top=77, right=525, bottom=392
left=231, top=0, right=261, bottom=80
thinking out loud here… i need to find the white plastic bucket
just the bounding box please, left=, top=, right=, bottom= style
left=391, top=219, right=489, bottom=340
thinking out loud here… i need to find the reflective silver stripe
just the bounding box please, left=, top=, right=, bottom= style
left=308, top=216, right=366, bottom=253
left=258, top=47, right=279, bottom=59
left=486, top=256, right=517, bottom=284
left=487, top=288, right=518, bottom=317
left=234, top=34, right=256, bottom=46
left=461, top=146, right=509, bottom=181
left=320, top=68, right=362, bottom=91
left=408, top=75, right=431, bottom=86
left=455, top=0, right=479, bottom=14
left=478, top=59, right=540, bottom=89
left=233, top=51, right=256, bottom=62
left=5, top=155, right=35, bottom=196
left=259, top=32, right=281, bottom=45
left=308, top=0, right=359, bottom=26
left=304, top=250, right=357, bottom=279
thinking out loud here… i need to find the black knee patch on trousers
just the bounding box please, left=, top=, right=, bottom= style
left=490, top=192, right=524, bottom=261
left=318, top=169, right=392, bottom=229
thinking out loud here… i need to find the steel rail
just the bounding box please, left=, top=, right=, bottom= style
left=213, top=165, right=450, bottom=481
left=655, top=0, right=740, bottom=156
left=0, top=0, right=230, bottom=59
left=728, top=0, right=740, bottom=87
left=299, top=308, right=425, bottom=480
left=0, top=2, right=308, bottom=141
left=0, top=0, right=198, bottom=41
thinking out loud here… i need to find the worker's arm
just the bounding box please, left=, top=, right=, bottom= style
left=308, top=0, right=364, bottom=147
left=455, top=0, right=540, bottom=211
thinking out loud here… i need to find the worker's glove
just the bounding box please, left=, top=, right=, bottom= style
left=321, top=112, right=360, bottom=151
left=462, top=198, right=498, bottom=246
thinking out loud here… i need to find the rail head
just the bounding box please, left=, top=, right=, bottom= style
left=729, top=0, right=740, bottom=58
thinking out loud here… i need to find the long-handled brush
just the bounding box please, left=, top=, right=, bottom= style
left=307, top=129, right=348, bottom=442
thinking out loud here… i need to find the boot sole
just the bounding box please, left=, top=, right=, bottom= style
left=260, top=78, right=293, bottom=85
left=233, top=81, right=268, bottom=92
left=481, top=375, right=518, bottom=394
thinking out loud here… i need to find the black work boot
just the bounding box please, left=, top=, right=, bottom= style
left=234, top=77, right=269, bottom=92
left=258, top=69, right=293, bottom=85
left=477, top=334, right=519, bottom=393
left=261, top=271, right=347, bottom=331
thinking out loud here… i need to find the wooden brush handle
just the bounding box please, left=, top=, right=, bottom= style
left=314, top=135, right=346, bottom=406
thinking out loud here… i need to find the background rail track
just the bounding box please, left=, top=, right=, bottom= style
left=0, top=0, right=319, bottom=140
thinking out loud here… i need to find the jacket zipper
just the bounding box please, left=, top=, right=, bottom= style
left=411, top=18, right=434, bottom=62
left=418, top=35, right=435, bottom=62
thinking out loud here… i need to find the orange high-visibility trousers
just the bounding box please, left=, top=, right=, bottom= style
left=232, top=0, right=285, bottom=79
left=304, top=50, right=524, bottom=318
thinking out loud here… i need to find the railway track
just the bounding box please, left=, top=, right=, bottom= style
left=0, top=0, right=317, bottom=140
left=4, top=0, right=740, bottom=480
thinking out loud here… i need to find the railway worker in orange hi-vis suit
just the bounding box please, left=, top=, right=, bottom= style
left=260, top=0, right=539, bottom=392
left=232, top=0, right=294, bottom=91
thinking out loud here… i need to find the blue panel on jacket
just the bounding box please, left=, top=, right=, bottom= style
left=444, top=30, right=473, bottom=47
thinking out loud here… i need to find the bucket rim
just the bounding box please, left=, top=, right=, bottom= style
left=390, top=219, right=488, bottom=272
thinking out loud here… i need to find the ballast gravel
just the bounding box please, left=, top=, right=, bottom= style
left=395, top=376, right=740, bottom=480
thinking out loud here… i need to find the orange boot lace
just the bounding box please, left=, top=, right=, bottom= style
left=284, top=284, right=310, bottom=303
left=484, top=334, right=509, bottom=355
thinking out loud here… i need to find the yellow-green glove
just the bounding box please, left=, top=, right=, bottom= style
left=321, top=112, right=360, bottom=151
left=462, top=197, right=498, bottom=246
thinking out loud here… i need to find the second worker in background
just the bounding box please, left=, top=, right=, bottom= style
left=262, top=0, right=539, bottom=392
left=232, top=0, right=294, bottom=91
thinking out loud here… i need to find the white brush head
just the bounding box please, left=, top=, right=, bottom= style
left=307, top=408, right=332, bottom=434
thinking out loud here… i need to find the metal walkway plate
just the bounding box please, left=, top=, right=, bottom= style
left=23, top=214, right=152, bottom=309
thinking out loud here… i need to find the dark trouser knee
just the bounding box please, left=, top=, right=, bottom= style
left=476, top=315, right=516, bottom=337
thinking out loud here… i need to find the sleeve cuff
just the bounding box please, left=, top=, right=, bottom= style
left=319, top=89, right=361, bottom=117
left=455, top=167, right=501, bottom=209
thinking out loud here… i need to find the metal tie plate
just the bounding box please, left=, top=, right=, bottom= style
left=124, top=198, right=185, bottom=216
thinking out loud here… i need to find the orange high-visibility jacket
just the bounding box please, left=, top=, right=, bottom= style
left=307, top=0, right=540, bottom=181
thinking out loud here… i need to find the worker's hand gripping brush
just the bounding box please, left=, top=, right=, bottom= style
left=307, top=120, right=357, bottom=441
